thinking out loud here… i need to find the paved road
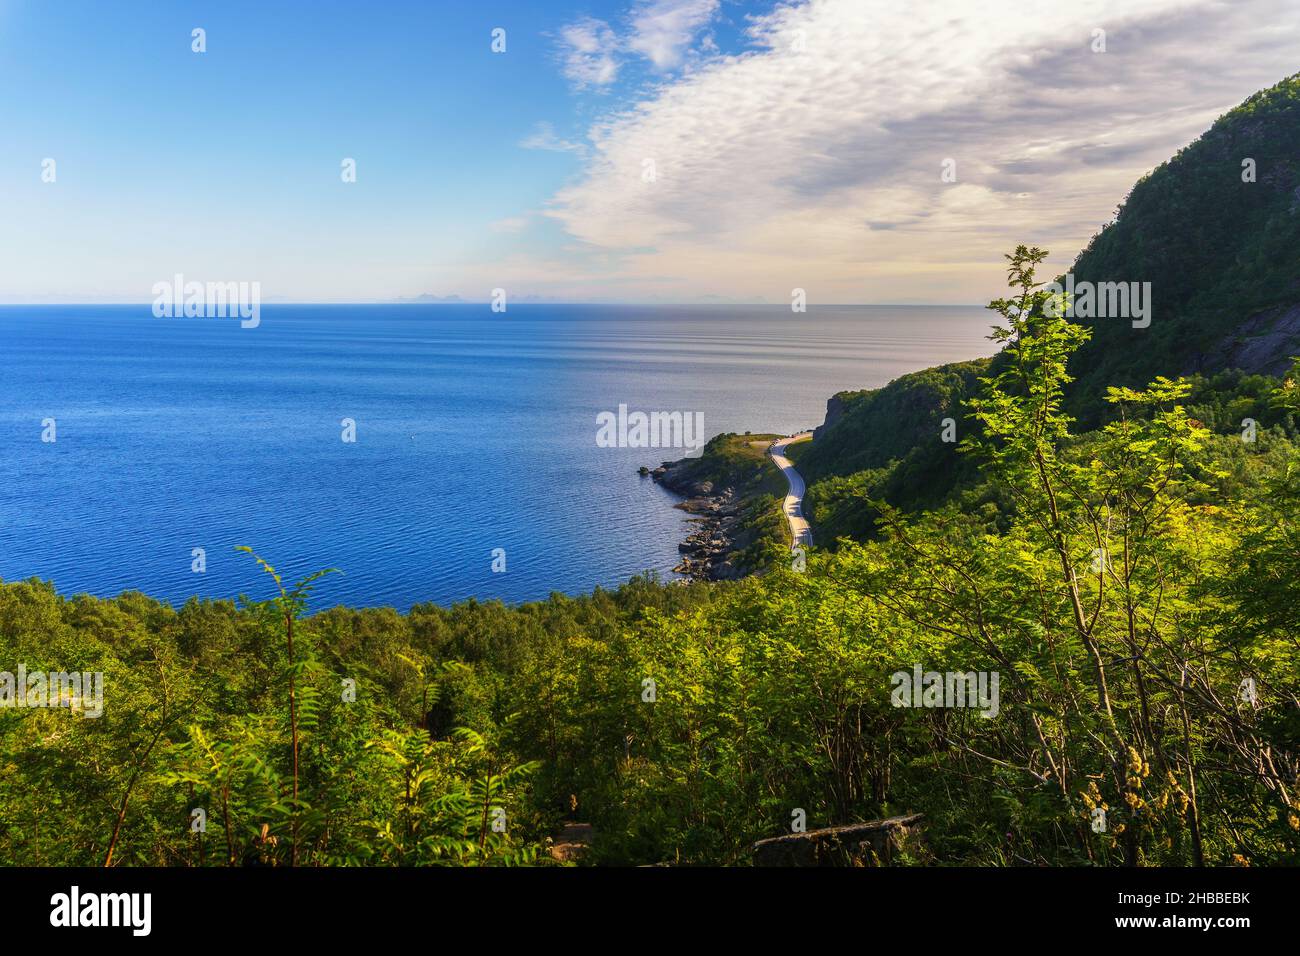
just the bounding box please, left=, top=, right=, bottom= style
left=768, top=433, right=814, bottom=548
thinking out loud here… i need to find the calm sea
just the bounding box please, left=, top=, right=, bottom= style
left=0, top=304, right=995, bottom=610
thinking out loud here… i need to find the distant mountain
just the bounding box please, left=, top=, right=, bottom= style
left=391, top=293, right=464, bottom=304
left=390, top=293, right=576, bottom=304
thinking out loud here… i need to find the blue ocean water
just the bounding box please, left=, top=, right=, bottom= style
left=0, top=304, right=996, bottom=610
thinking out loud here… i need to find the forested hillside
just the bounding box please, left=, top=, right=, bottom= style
left=801, top=72, right=1300, bottom=541
left=1067, top=72, right=1300, bottom=415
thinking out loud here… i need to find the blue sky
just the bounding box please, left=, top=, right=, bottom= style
left=2, top=0, right=1298, bottom=304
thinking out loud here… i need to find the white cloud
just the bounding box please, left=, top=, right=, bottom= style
left=533, top=0, right=1300, bottom=302
left=519, top=121, right=584, bottom=153
left=557, top=17, right=621, bottom=89
left=554, top=0, right=721, bottom=91
left=627, top=0, right=721, bottom=70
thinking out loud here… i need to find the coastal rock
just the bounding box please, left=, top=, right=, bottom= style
left=677, top=496, right=718, bottom=514
left=653, top=461, right=721, bottom=500
left=650, top=431, right=805, bottom=574
left=650, top=456, right=755, bottom=584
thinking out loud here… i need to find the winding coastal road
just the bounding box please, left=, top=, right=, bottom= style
left=768, top=433, right=814, bottom=548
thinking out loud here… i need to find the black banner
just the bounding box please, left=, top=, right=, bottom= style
left=4, top=865, right=1283, bottom=941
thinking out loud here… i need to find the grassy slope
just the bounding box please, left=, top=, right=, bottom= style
left=673, top=432, right=788, bottom=498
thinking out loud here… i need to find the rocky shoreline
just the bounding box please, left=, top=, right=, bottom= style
left=648, top=460, right=748, bottom=582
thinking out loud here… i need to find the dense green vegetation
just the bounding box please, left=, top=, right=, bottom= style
left=803, top=363, right=1300, bottom=545
left=801, top=360, right=991, bottom=483
left=800, top=359, right=994, bottom=540
left=3, top=248, right=1297, bottom=867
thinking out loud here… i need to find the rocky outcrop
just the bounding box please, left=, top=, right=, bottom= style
left=1214, top=301, right=1300, bottom=377
left=650, top=463, right=750, bottom=582
left=752, top=814, right=924, bottom=867
left=669, top=489, right=747, bottom=580
left=813, top=393, right=848, bottom=442
left=649, top=458, right=712, bottom=499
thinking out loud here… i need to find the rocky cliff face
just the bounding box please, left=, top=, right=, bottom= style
left=1214, top=301, right=1300, bottom=377
left=813, top=393, right=848, bottom=442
